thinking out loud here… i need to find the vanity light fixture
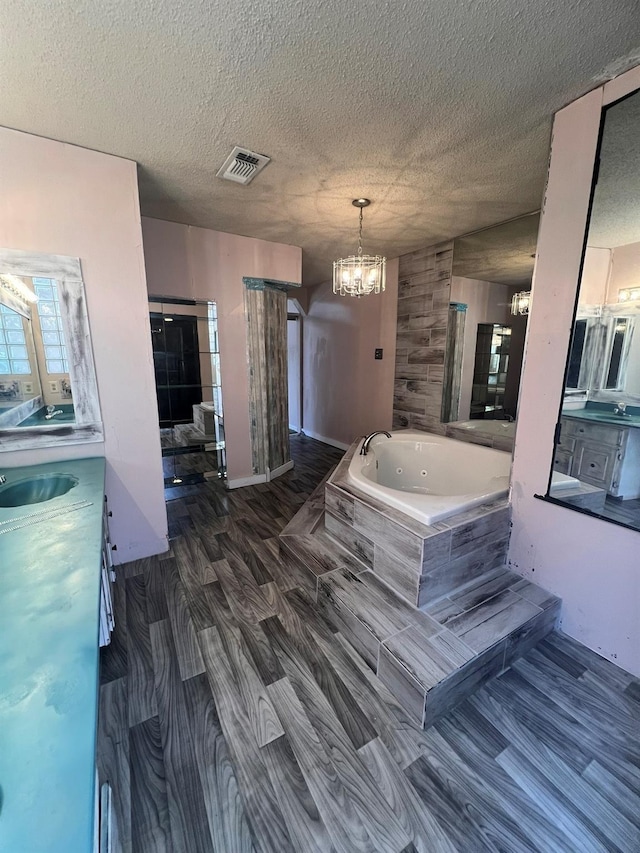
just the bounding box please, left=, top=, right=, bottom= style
left=511, top=290, right=531, bottom=316
left=618, top=287, right=640, bottom=302
left=333, top=199, right=386, bottom=297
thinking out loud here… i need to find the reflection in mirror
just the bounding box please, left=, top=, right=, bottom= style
left=148, top=298, right=225, bottom=492
left=442, top=212, right=539, bottom=450
left=548, top=86, right=640, bottom=532
left=0, top=276, right=73, bottom=428
left=0, top=249, right=102, bottom=449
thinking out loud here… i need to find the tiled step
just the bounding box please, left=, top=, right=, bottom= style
left=321, top=564, right=560, bottom=728
left=279, top=492, right=561, bottom=729
left=279, top=464, right=334, bottom=536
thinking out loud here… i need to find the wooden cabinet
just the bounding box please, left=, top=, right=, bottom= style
left=559, top=417, right=640, bottom=498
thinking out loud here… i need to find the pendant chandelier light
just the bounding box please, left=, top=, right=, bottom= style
left=511, top=290, right=531, bottom=316
left=333, top=198, right=386, bottom=297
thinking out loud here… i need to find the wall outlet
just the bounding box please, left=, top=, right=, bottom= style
left=49, top=381, right=59, bottom=393
left=374, top=348, right=383, bottom=360
left=22, top=381, right=34, bottom=394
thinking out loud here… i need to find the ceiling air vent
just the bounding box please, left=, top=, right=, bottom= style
left=216, top=146, right=270, bottom=185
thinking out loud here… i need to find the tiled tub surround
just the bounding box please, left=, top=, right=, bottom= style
left=444, top=419, right=515, bottom=452
left=346, top=430, right=511, bottom=526
left=279, top=439, right=561, bottom=728
left=393, top=240, right=453, bottom=433
left=327, top=439, right=511, bottom=608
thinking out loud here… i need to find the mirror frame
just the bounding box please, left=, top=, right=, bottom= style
left=0, top=248, right=103, bottom=450
left=543, top=84, right=640, bottom=532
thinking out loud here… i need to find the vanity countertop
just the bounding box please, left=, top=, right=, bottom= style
left=561, top=409, right=640, bottom=428
left=0, top=456, right=106, bottom=853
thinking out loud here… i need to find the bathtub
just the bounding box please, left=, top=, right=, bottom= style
left=451, top=419, right=516, bottom=438
left=348, top=431, right=510, bottom=525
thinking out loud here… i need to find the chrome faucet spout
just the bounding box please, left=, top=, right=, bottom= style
left=613, top=402, right=630, bottom=417
left=360, top=430, right=392, bottom=455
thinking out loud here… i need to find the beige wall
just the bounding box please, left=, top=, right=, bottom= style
left=575, top=243, right=640, bottom=307
left=0, top=127, right=168, bottom=562
left=579, top=246, right=611, bottom=305
left=510, top=66, right=640, bottom=676
left=142, top=216, right=302, bottom=483
left=302, top=259, right=399, bottom=448
left=607, top=240, right=640, bottom=301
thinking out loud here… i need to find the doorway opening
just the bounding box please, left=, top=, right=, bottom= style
left=287, top=312, right=302, bottom=434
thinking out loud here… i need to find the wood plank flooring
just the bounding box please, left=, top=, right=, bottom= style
left=99, top=435, right=640, bottom=853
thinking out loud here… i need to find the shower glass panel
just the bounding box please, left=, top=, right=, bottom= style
left=149, top=299, right=225, bottom=491
left=470, top=322, right=511, bottom=419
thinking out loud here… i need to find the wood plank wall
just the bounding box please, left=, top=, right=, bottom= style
left=244, top=284, right=290, bottom=476
left=264, top=287, right=290, bottom=472
left=393, top=241, right=454, bottom=433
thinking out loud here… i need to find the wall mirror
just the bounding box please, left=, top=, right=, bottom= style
left=0, top=248, right=102, bottom=450
left=547, top=85, right=640, bottom=532
left=441, top=213, right=539, bottom=447
left=148, top=297, right=225, bottom=493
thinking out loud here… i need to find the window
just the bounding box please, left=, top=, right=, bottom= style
left=34, top=277, right=69, bottom=374
left=0, top=305, right=31, bottom=375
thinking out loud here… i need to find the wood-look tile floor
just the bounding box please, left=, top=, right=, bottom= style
left=603, top=495, right=640, bottom=531
left=99, top=436, right=640, bottom=853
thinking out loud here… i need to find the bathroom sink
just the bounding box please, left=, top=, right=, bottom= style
left=0, top=473, right=78, bottom=508
left=580, top=412, right=639, bottom=424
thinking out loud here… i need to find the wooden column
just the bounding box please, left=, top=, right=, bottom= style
left=244, top=278, right=300, bottom=479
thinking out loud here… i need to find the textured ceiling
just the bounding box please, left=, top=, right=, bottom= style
left=453, top=213, right=539, bottom=286
left=588, top=88, right=640, bottom=248
left=1, top=1, right=639, bottom=285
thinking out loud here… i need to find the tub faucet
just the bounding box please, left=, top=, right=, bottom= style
left=360, top=431, right=392, bottom=455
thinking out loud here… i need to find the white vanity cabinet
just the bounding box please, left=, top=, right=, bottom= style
left=559, top=417, right=640, bottom=498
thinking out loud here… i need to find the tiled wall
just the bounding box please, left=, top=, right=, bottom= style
left=444, top=424, right=514, bottom=452
left=393, top=240, right=454, bottom=433
left=244, top=282, right=290, bottom=475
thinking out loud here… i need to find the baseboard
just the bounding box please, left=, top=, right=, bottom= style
left=268, top=460, right=295, bottom=480
left=226, top=472, right=268, bottom=490
left=301, top=429, right=351, bottom=451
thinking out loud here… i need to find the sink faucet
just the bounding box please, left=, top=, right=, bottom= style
left=613, top=401, right=629, bottom=416
left=45, top=406, right=64, bottom=420
left=0, top=475, right=5, bottom=485
left=360, top=431, right=392, bottom=455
